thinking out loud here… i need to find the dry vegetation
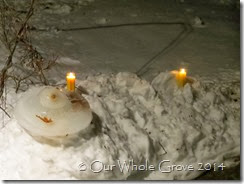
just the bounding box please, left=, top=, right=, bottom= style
left=0, top=0, right=56, bottom=119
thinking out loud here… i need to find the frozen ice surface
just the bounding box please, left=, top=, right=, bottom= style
left=0, top=72, right=240, bottom=180
left=14, top=86, right=92, bottom=137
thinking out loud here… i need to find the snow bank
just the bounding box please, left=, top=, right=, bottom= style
left=0, top=72, right=240, bottom=180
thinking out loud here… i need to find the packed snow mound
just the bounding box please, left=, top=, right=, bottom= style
left=0, top=72, right=240, bottom=180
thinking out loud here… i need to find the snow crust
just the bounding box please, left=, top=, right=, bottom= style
left=0, top=72, right=240, bottom=180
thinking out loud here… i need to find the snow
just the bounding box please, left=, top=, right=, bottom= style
left=26, top=0, right=239, bottom=81
left=0, top=0, right=240, bottom=180
left=42, top=4, right=72, bottom=15
left=57, top=57, right=81, bottom=65
left=0, top=71, right=240, bottom=180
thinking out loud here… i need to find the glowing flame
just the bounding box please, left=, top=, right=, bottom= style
left=180, top=68, right=186, bottom=74
left=66, top=72, right=76, bottom=92
left=66, top=72, right=76, bottom=79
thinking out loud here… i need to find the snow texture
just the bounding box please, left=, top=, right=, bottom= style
left=0, top=72, right=240, bottom=180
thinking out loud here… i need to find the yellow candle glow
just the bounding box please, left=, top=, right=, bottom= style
left=177, top=68, right=187, bottom=87
left=66, top=72, right=76, bottom=92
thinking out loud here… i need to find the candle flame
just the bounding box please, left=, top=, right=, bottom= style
left=67, top=72, right=76, bottom=79
left=180, top=68, right=186, bottom=74
left=66, top=72, right=76, bottom=92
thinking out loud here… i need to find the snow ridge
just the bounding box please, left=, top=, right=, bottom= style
left=0, top=72, right=240, bottom=180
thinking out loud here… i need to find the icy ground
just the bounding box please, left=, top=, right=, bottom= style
left=2, top=0, right=238, bottom=81
left=0, top=71, right=240, bottom=180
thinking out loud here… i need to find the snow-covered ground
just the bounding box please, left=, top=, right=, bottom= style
left=0, top=71, right=240, bottom=180
left=30, top=0, right=239, bottom=80
left=0, top=0, right=240, bottom=180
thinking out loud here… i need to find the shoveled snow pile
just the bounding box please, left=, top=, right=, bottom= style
left=0, top=71, right=240, bottom=180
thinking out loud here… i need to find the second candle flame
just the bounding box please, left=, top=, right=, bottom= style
left=177, top=68, right=187, bottom=87
left=180, top=68, right=186, bottom=74
left=66, top=72, right=76, bottom=92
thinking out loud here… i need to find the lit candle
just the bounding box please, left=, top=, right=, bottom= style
left=66, top=72, right=76, bottom=92
left=176, top=68, right=187, bottom=87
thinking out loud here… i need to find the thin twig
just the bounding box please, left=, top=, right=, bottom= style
left=0, top=0, right=35, bottom=98
left=0, top=106, right=10, bottom=118
left=0, top=0, right=35, bottom=118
